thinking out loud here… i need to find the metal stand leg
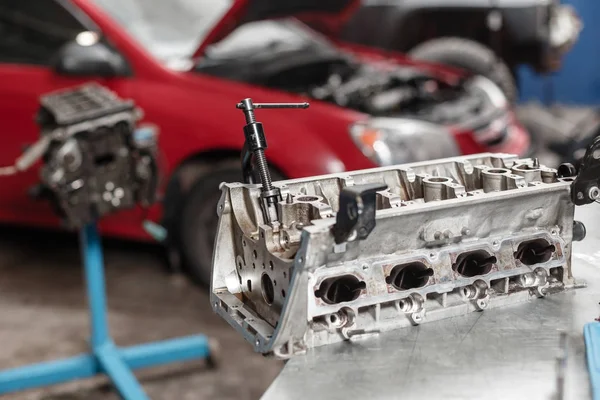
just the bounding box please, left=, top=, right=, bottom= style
left=81, top=223, right=111, bottom=349
left=585, top=322, right=600, bottom=400
left=0, top=223, right=212, bottom=398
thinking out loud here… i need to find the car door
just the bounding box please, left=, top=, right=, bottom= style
left=0, top=0, right=131, bottom=227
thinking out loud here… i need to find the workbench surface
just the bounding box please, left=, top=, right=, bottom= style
left=262, top=205, right=600, bottom=400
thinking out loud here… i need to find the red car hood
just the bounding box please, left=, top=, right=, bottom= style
left=192, top=0, right=358, bottom=58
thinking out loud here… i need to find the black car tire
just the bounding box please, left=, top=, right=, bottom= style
left=408, top=37, right=518, bottom=104
left=179, top=159, right=284, bottom=286
left=179, top=161, right=242, bottom=286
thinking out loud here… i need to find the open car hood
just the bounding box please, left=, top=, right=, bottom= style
left=193, top=0, right=358, bottom=58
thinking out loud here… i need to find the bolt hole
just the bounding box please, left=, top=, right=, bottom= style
left=269, top=261, right=274, bottom=270
left=329, top=314, right=338, bottom=324
left=247, top=280, right=252, bottom=292
left=261, top=274, right=275, bottom=305
left=243, top=240, right=246, bottom=247
left=253, top=250, right=257, bottom=259
left=281, top=289, right=286, bottom=298
left=550, top=267, right=564, bottom=279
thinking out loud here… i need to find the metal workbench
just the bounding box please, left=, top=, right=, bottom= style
left=262, top=205, right=600, bottom=400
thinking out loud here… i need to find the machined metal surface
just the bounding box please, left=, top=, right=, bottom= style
left=211, top=153, right=582, bottom=358
left=261, top=204, right=600, bottom=400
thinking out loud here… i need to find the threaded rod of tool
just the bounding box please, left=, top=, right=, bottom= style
left=254, top=149, right=272, bottom=191
left=244, top=109, right=256, bottom=124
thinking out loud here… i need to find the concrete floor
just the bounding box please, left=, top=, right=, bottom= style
left=0, top=226, right=282, bottom=400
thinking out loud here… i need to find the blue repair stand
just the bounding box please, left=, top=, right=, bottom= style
left=585, top=322, right=600, bottom=400
left=0, top=223, right=212, bottom=399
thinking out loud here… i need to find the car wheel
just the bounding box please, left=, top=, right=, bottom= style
left=179, top=160, right=284, bottom=287
left=408, top=37, right=518, bottom=104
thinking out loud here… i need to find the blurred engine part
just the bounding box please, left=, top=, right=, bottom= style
left=32, top=84, right=159, bottom=228
left=197, top=21, right=507, bottom=129
left=300, top=0, right=581, bottom=101
left=210, top=100, right=596, bottom=358
left=517, top=104, right=600, bottom=167
left=551, top=110, right=600, bottom=167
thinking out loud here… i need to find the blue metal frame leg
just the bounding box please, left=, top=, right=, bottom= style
left=585, top=322, right=600, bottom=400
left=0, top=223, right=211, bottom=398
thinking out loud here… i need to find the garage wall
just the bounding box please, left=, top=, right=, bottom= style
left=518, top=0, right=600, bottom=105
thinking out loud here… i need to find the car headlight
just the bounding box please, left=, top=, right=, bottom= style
left=350, top=118, right=460, bottom=166
left=466, top=76, right=508, bottom=109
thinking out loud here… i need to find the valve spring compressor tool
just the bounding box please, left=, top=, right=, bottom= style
left=212, top=98, right=600, bottom=368
left=237, top=98, right=309, bottom=224
left=0, top=84, right=214, bottom=399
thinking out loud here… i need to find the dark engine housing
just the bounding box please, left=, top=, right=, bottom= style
left=35, top=84, right=159, bottom=228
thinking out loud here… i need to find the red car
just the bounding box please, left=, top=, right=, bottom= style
left=0, top=0, right=529, bottom=285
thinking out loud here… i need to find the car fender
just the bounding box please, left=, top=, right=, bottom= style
left=173, top=118, right=352, bottom=180
left=148, top=87, right=366, bottom=178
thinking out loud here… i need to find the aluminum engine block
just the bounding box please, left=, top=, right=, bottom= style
left=211, top=153, right=580, bottom=358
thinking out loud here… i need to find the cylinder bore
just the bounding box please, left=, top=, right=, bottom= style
left=514, top=239, right=555, bottom=265
left=261, top=273, right=275, bottom=305
left=386, top=262, right=433, bottom=291
left=453, top=250, right=496, bottom=277
left=315, top=275, right=366, bottom=305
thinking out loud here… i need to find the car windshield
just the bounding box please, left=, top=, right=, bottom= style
left=92, top=0, right=231, bottom=63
